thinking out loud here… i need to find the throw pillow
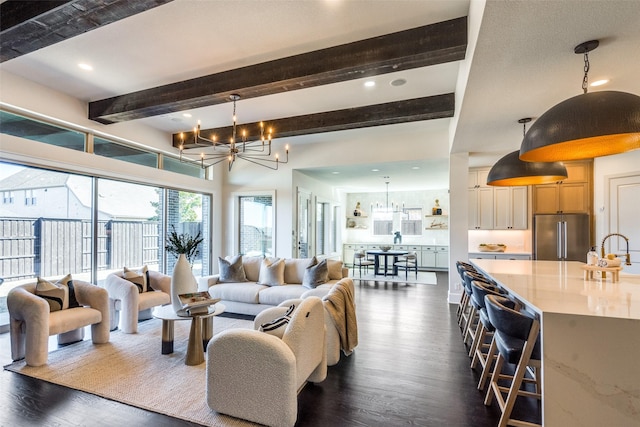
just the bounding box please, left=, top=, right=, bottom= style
left=302, top=257, right=329, bottom=289
left=35, top=274, right=81, bottom=312
left=326, top=259, right=344, bottom=280
left=258, top=258, right=285, bottom=286
left=218, top=255, right=247, bottom=283
left=259, top=304, right=295, bottom=338
left=123, top=265, right=149, bottom=293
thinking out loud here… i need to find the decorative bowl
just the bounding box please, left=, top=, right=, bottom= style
left=380, top=245, right=392, bottom=252
left=478, top=244, right=506, bottom=252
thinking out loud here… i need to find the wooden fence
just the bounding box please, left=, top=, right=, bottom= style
left=0, top=217, right=162, bottom=281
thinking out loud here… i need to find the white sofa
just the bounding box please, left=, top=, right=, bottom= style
left=206, top=297, right=327, bottom=427
left=197, top=256, right=349, bottom=316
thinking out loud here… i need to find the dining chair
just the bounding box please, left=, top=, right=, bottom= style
left=352, top=251, right=375, bottom=277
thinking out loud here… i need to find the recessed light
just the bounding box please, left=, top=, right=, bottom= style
left=332, top=171, right=340, bottom=175
left=371, top=168, right=380, bottom=172
left=364, top=80, right=376, bottom=88
left=183, top=113, right=192, bottom=118
left=590, top=79, right=609, bottom=87
left=411, top=166, right=420, bottom=170
left=78, top=63, right=93, bottom=71
left=390, top=78, right=407, bottom=87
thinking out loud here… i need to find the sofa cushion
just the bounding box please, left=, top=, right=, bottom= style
left=258, top=258, right=285, bottom=286
left=219, top=255, right=247, bottom=283
left=208, top=283, right=267, bottom=304
left=327, top=259, right=344, bottom=280
left=241, top=256, right=263, bottom=283
left=35, top=274, right=80, bottom=312
left=258, top=285, right=308, bottom=306
left=303, top=257, right=329, bottom=289
left=123, top=265, right=149, bottom=293
left=284, top=258, right=312, bottom=284
left=259, top=304, right=295, bottom=338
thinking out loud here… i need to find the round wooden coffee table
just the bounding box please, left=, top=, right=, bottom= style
left=152, top=304, right=226, bottom=366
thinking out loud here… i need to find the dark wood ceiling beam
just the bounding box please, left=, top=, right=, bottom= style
left=91, top=17, right=467, bottom=124
left=0, top=0, right=173, bottom=62
left=172, top=93, right=454, bottom=148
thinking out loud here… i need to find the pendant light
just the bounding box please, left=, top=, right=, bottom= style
left=488, top=118, right=568, bottom=186
left=520, top=40, right=640, bottom=162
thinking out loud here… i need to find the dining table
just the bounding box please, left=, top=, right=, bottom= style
left=366, top=249, right=408, bottom=276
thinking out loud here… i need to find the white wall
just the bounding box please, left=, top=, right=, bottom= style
left=594, top=150, right=640, bottom=273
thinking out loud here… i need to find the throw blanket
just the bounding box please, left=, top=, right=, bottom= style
left=323, top=278, right=358, bottom=355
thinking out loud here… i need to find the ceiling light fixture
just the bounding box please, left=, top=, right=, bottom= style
left=177, top=94, right=288, bottom=171
left=520, top=40, right=640, bottom=162
left=488, top=118, right=568, bottom=186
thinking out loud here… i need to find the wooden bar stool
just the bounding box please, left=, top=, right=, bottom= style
left=467, top=280, right=506, bottom=364
left=483, top=294, right=542, bottom=427
left=455, top=261, right=477, bottom=322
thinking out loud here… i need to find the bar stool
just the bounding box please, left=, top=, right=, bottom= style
left=455, top=261, right=476, bottom=322
left=483, top=294, right=542, bottom=427
left=467, top=280, right=506, bottom=363
left=459, top=270, right=493, bottom=334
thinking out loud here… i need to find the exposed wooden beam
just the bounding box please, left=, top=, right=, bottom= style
left=172, top=93, right=455, bottom=148
left=0, top=0, right=173, bottom=62
left=91, top=17, right=467, bottom=124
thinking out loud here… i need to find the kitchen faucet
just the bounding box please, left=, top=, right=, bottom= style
left=601, top=233, right=632, bottom=266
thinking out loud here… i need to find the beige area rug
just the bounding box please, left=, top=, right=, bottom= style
left=4, top=316, right=259, bottom=426
left=354, top=271, right=438, bottom=285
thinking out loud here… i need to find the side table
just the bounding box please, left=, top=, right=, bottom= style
left=152, top=303, right=226, bottom=366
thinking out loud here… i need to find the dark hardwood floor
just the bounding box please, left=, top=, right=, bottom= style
left=1, top=272, right=541, bottom=426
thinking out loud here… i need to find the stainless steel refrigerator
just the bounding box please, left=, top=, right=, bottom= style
left=534, top=214, right=590, bottom=261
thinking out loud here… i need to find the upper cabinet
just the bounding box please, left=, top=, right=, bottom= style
left=532, top=160, right=593, bottom=214
left=493, top=186, right=528, bottom=229
left=469, top=168, right=528, bottom=230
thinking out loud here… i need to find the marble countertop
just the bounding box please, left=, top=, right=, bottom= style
left=470, top=259, right=640, bottom=320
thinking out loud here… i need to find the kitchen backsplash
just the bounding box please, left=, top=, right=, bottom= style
left=468, top=229, right=532, bottom=253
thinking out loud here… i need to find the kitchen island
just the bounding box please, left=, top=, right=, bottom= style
left=471, top=259, right=640, bottom=427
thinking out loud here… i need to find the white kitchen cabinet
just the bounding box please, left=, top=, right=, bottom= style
left=493, top=186, right=528, bottom=229
left=421, top=246, right=436, bottom=268
left=435, top=246, right=449, bottom=268
left=468, top=186, right=494, bottom=230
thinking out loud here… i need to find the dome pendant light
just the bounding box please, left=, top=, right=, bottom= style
left=520, top=40, right=640, bottom=162
left=488, top=118, right=568, bottom=186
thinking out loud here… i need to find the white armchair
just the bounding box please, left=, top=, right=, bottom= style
left=104, top=270, right=171, bottom=333
left=206, top=297, right=327, bottom=427
left=8, top=280, right=110, bottom=367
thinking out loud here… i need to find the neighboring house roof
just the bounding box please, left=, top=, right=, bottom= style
left=0, top=169, right=157, bottom=220
left=0, top=168, right=68, bottom=191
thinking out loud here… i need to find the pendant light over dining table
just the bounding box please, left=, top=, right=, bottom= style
left=487, top=118, right=568, bottom=186
left=519, top=40, right=640, bottom=162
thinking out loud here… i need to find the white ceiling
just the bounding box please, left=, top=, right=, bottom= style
left=2, top=0, right=639, bottom=192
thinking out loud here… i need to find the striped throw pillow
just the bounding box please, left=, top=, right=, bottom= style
left=259, top=304, right=296, bottom=338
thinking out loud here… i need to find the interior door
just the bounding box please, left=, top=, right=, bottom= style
left=609, top=174, right=640, bottom=274
left=296, top=189, right=312, bottom=258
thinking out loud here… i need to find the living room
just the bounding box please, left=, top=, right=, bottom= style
left=1, top=1, right=640, bottom=426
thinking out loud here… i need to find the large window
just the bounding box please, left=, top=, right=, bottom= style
left=0, top=161, right=212, bottom=331
left=316, top=200, right=330, bottom=256
left=237, top=193, right=274, bottom=257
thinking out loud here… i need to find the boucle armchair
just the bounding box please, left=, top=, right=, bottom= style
left=8, top=280, right=110, bottom=367
left=206, top=297, right=327, bottom=427
left=258, top=278, right=357, bottom=366
left=104, top=270, right=171, bottom=333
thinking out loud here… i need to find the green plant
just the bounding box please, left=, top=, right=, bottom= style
left=165, top=225, right=203, bottom=265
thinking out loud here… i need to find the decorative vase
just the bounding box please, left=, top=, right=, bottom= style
left=171, top=253, right=198, bottom=313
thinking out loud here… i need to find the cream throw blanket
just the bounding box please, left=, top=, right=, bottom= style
left=322, top=278, right=358, bottom=355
